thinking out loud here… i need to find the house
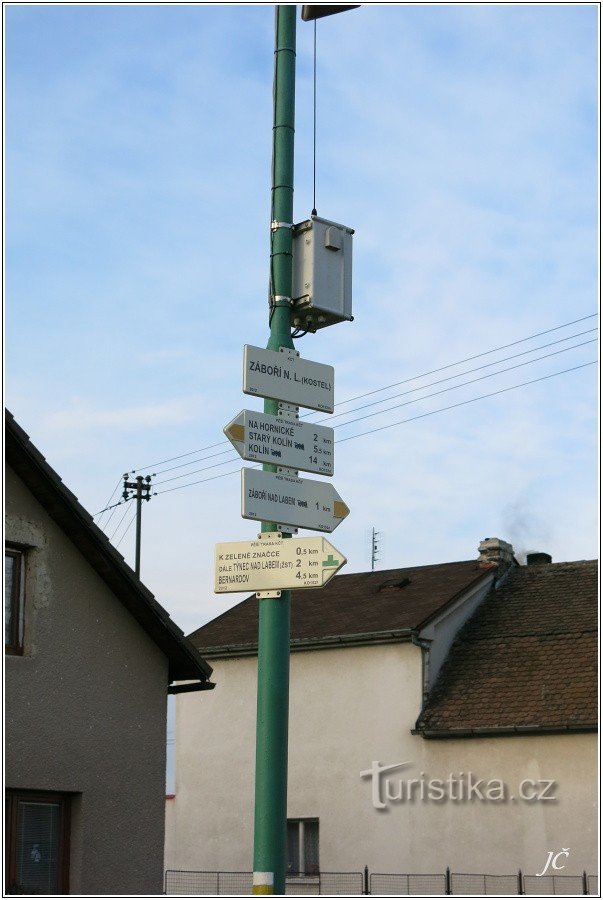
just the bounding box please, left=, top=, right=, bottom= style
left=5, top=410, right=214, bottom=895
left=165, top=538, right=597, bottom=883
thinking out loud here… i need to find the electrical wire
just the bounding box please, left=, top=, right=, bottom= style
left=313, top=19, right=317, bottom=211
left=154, top=454, right=240, bottom=487
left=302, top=314, right=599, bottom=415
left=108, top=501, right=133, bottom=542
left=336, top=360, right=597, bottom=445
left=144, top=337, right=597, bottom=489
left=126, top=313, right=598, bottom=475
left=94, top=497, right=127, bottom=519
left=95, top=476, right=124, bottom=524
left=152, top=360, right=596, bottom=497
left=115, top=507, right=138, bottom=549
left=131, top=441, right=226, bottom=475
left=312, top=338, right=597, bottom=430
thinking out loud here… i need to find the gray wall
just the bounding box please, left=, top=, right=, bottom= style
left=5, top=466, right=169, bottom=894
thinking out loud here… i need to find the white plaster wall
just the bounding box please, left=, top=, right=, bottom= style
left=166, top=644, right=597, bottom=877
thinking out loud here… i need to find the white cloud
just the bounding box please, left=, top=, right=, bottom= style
left=43, top=397, right=203, bottom=431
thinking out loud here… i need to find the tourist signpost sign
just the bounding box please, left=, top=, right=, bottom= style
left=241, top=468, right=349, bottom=533
left=224, top=410, right=334, bottom=475
left=215, top=534, right=346, bottom=593
left=243, top=344, right=334, bottom=413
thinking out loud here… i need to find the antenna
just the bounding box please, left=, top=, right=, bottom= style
left=371, top=526, right=380, bottom=571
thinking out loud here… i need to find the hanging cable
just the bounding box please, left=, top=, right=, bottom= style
left=152, top=360, right=596, bottom=497
left=336, top=361, right=597, bottom=445
left=129, top=328, right=600, bottom=491
left=308, top=333, right=597, bottom=426
left=301, top=314, right=599, bottom=416
left=108, top=501, right=133, bottom=542
left=114, top=313, right=597, bottom=476
left=95, top=476, right=124, bottom=524
left=312, top=18, right=317, bottom=216
left=115, top=507, right=138, bottom=549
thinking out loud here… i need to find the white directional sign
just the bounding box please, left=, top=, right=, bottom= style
left=242, top=468, right=349, bottom=533
left=224, top=410, right=334, bottom=476
left=214, top=534, right=347, bottom=593
left=243, top=345, right=335, bottom=413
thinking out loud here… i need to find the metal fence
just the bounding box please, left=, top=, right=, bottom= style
left=165, top=868, right=598, bottom=896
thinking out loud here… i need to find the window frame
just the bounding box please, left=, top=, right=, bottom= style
left=5, top=545, right=25, bottom=655
left=5, top=790, right=71, bottom=895
left=286, top=817, right=319, bottom=877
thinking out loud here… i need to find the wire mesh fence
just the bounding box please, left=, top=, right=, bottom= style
left=450, top=873, right=520, bottom=895
left=523, top=874, right=586, bottom=895
left=370, top=873, right=447, bottom=894
left=165, top=868, right=597, bottom=895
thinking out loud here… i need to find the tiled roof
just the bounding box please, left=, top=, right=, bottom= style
left=416, top=560, right=598, bottom=735
left=189, top=560, right=495, bottom=654
left=5, top=409, right=213, bottom=686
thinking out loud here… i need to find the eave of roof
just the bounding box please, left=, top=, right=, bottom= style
left=189, top=561, right=496, bottom=656
left=414, top=724, right=597, bottom=739
left=5, top=410, right=213, bottom=686
left=415, top=560, right=598, bottom=737
left=199, top=627, right=415, bottom=659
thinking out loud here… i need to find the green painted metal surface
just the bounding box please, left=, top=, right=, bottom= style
left=253, top=6, right=296, bottom=895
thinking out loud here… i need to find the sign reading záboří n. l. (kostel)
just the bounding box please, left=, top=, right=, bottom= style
left=214, top=534, right=347, bottom=593
left=242, top=345, right=334, bottom=413
left=241, top=468, right=349, bottom=533
left=224, top=410, right=334, bottom=476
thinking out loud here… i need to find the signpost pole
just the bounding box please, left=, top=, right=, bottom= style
left=252, top=6, right=296, bottom=895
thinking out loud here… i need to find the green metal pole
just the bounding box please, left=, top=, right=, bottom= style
left=252, top=6, right=296, bottom=896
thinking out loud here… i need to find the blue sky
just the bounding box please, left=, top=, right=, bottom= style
left=5, top=3, right=598, bottom=637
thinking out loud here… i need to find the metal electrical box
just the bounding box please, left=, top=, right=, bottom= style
left=291, top=215, right=354, bottom=331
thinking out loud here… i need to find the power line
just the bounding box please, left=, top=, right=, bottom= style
left=115, top=507, right=138, bottom=549
left=126, top=313, right=597, bottom=475
left=153, top=446, right=235, bottom=478
left=95, top=497, right=127, bottom=519
left=150, top=339, right=595, bottom=487
left=131, top=440, right=227, bottom=475
left=309, top=330, right=597, bottom=426
left=336, top=361, right=597, bottom=445
left=96, top=476, right=124, bottom=526
left=153, top=360, right=596, bottom=497
left=129, top=326, right=600, bottom=489
left=327, top=339, right=596, bottom=432
left=109, top=501, right=133, bottom=542
left=319, top=312, right=598, bottom=412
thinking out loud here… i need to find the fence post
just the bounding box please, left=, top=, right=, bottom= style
left=445, top=867, right=452, bottom=895
left=363, top=865, right=370, bottom=895
left=518, top=869, right=524, bottom=895
left=583, top=870, right=588, bottom=895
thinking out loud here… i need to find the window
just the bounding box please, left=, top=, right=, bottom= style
left=287, top=819, right=319, bottom=876
left=5, top=547, right=25, bottom=654
left=5, top=792, right=70, bottom=894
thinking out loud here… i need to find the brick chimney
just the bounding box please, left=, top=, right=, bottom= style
left=478, top=537, right=515, bottom=572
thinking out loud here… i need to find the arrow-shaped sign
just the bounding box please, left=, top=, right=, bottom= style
left=241, top=468, right=350, bottom=533
left=215, top=534, right=347, bottom=593
left=224, top=410, right=334, bottom=476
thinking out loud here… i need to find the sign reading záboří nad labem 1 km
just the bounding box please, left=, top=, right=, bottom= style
left=241, top=468, right=349, bottom=533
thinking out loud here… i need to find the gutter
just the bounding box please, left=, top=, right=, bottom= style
left=169, top=680, right=216, bottom=695
left=196, top=627, right=414, bottom=659
left=413, top=723, right=598, bottom=739
left=410, top=632, right=431, bottom=709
